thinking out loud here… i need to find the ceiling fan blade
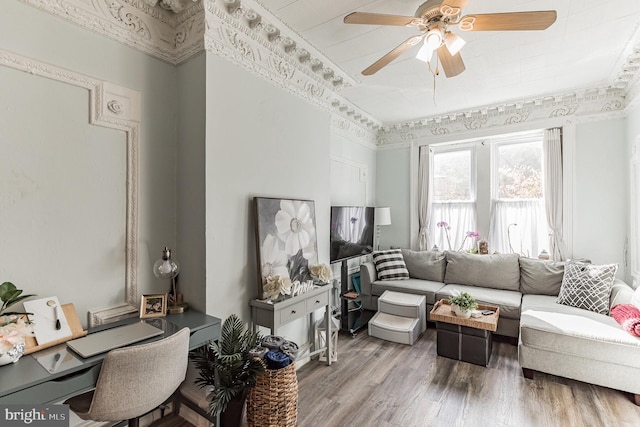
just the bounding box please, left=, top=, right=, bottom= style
left=344, top=12, right=420, bottom=27
left=437, top=46, right=465, bottom=77
left=458, top=11, right=557, bottom=31
left=362, top=35, right=424, bottom=76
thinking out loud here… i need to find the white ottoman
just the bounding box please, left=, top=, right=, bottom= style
left=378, top=291, right=426, bottom=334
left=368, top=312, right=420, bottom=345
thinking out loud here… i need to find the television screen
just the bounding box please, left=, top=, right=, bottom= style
left=330, top=206, right=374, bottom=263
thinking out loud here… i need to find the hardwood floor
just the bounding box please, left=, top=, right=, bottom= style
left=295, top=326, right=640, bottom=427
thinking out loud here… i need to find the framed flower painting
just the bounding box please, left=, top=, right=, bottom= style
left=254, top=197, right=318, bottom=299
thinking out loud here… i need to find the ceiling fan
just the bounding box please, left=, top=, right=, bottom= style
left=344, top=0, right=557, bottom=77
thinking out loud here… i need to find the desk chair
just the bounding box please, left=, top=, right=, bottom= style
left=65, top=327, right=191, bottom=427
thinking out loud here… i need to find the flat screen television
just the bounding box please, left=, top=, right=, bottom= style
left=330, top=206, right=374, bottom=263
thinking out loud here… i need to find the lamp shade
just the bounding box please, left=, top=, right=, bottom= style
left=375, top=207, right=392, bottom=226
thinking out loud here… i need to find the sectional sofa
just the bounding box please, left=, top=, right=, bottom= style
left=359, top=249, right=640, bottom=404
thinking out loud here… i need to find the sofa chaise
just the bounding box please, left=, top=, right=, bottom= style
left=359, top=249, right=640, bottom=404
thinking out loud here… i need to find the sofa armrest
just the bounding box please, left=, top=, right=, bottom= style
left=610, top=279, right=635, bottom=309
left=360, top=262, right=377, bottom=297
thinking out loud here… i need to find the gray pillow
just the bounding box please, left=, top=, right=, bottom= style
left=444, top=251, right=520, bottom=291
left=400, top=249, right=446, bottom=282
left=519, top=257, right=565, bottom=296
left=556, top=261, right=618, bottom=315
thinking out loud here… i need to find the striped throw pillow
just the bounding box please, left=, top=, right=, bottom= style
left=373, top=249, right=409, bottom=281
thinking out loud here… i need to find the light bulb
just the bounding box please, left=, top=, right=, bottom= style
left=445, top=32, right=466, bottom=56
left=153, top=247, right=180, bottom=279
left=416, top=43, right=433, bottom=63
left=425, top=29, right=443, bottom=49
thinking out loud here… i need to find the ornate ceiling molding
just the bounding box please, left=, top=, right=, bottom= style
left=203, top=0, right=380, bottom=134
left=19, top=0, right=205, bottom=64
left=376, top=88, right=627, bottom=146
left=18, top=0, right=640, bottom=145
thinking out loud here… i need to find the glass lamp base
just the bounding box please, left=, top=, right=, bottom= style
left=168, top=302, right=189, bottom=314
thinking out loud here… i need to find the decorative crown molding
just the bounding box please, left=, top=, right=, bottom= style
left=18, top=0, right=640, bottom=146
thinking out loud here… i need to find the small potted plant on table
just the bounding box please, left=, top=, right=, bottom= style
left=449, top=290, right=478, bottom=319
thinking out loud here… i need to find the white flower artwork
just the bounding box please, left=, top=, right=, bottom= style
left=254, top=197, right=318, bottom=299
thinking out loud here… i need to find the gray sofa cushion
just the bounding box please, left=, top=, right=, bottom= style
left=521, top=294, right=640, bottom=369
left=444, top=252, right=520, bottom=291
left=371, top=278, right=445, bottom=305
left=519, top=257, right=565, bottom=295
left=436, top=284, right=522, bottom=320
left=400, top=249, right=446, bottom=282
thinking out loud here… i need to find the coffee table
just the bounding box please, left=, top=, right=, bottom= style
left=430, top=299, right=500, bottom=366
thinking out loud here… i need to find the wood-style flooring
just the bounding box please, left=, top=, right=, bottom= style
left=295, top=326, right=640, bottom=427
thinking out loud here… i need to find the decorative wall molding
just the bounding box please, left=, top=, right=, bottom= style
left=0, top=48, right=140, bottom=327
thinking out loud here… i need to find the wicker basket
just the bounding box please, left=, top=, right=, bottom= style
left=247, top=362, right=298, bottom=427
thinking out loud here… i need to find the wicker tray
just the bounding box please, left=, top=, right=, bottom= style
left=247, top=362, right=298, bottom=427
left=430, top=299, right=500, bottom=332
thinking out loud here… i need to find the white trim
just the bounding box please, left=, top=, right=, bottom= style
left=630, top=136, right=640, bottom=287
left=0, top=49, right=140, bottom=327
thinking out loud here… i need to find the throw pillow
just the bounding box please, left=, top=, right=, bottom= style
left=556, top=261, right=618, bottom=314
left=372, top=249, right=409, bottom=281
left=519, top=257, right=565, bottom=296
left=400, top=249, right=446, bottom=282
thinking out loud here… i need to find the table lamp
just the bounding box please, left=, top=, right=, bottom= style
left=153, top=246, right=188, bottom=314
left=374, top=207, right=392, bottom=250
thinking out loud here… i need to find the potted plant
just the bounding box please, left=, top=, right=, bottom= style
left=0, top=282, right=36, bottom=365
left=449, top=290, right=478, bottom=319
left=192, top=314, right=264, bottom=427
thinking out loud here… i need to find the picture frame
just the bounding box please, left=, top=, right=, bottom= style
left=139, top=294, right=167, bottom=318
left=254, top=197, right=318, bottom=299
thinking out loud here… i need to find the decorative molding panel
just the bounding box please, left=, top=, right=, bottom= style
left=0, top=48, right=140, bottom=327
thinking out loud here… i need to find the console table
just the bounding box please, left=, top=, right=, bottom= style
left=250, top=286, right=332, bottom=366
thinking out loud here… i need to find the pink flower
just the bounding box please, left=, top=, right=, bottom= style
left=437, top=221, right=449, bottom=228
left=467, top=231, right=480, bottom=239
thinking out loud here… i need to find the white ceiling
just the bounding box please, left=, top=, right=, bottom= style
left=260, top=0, right=640, bottom=124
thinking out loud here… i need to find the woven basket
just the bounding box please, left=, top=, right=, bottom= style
left=247, top=362, right=298, bottom=427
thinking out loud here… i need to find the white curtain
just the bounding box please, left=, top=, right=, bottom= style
left=418, top=146, right=431, bottom=250
left=543, top=128, right=566, bottom=260
left=430, top=202, right=477, bottom=251
left=489, top=200, right=547, bottom=257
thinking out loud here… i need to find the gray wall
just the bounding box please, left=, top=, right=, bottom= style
left=0, top=2, right=179, bottom=326
left=204, top=53, right=332, bottom=345
left=376, top=147, right=412, bottom=249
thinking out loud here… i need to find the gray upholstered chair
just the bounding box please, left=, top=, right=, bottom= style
left=65, top=326, right=191, bottom=427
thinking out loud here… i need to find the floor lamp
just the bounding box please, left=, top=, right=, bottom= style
left=374, top=207, right=391, bottom=250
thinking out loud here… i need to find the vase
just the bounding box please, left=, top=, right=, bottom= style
left=0, top=341, right=26, bottom=366
left=220, top=392, right=246, bottom=427
left=451, top=304, right=472, bottom=319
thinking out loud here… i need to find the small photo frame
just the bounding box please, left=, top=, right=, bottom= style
left=140, top=294, right=167, bottom=318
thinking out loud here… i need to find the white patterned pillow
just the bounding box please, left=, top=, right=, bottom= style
left=372, top=249, right=409, bottom=281
left=556, top=261, right=618, bottom=314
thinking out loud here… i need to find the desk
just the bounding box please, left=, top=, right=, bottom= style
left=0, top=310, right=221, bottom=404
left=250, top=286, right=332, bottom=366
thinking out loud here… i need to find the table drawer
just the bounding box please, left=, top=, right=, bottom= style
left=306, top=291, right=329, bottom=312
left=279, top=301, right=306, bottom=325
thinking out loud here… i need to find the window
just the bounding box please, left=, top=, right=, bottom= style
left=429, top=146, right=477, bottom=251
left=424, top=130, right=550, bottom=257
left=489, top=136, right=548, bottom=257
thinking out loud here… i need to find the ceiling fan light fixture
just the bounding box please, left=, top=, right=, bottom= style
left=425, top=28, right=443, bottom=49
left=445, top=32, right=465, bottom=56
left=416, top=43, right=434, bottom=63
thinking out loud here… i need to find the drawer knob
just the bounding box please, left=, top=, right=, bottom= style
left=315, top=300, right=320, bottom=304
left=291, top=310, right=296, bottom=314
